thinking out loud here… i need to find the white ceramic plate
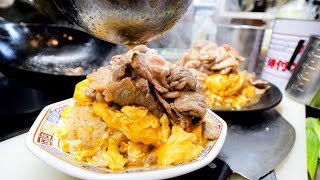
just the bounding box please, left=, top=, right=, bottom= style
left=26, top=98, right=227, bottom=180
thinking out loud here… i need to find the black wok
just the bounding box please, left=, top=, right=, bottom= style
left=0, top=22, right=116, bottom=96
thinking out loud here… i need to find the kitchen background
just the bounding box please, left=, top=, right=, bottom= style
left=0, top=0, right=319, bottom=179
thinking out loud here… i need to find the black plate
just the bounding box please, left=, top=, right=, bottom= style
left=211, top=82, right=282, bottom=113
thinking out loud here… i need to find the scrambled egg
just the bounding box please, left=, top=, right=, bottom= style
left=73, top=79, right=93, bottom=106
left=204, top=72, right=258, bottom=109
left=127, top=141, right=148, bottom=164
left=205, top=72, right=246, bottom=97
left=93, top=101, right=170, bottom=145
left=154, top=125, right=204, bottom=165
left=57, top=79, right=209, bottom=170
left=101, top=138, right=128, bottom=170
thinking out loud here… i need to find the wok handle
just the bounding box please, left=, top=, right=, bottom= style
left=211, top=158, right=233, bottom=180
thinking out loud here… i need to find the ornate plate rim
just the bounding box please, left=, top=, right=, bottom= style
left=26, top=98, right=227, bottom=180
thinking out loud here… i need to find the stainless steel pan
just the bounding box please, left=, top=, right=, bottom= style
left=0, top=21, right=116, bottom=95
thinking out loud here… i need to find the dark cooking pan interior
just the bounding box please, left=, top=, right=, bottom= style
left=0, top=22, right=116, bottom=95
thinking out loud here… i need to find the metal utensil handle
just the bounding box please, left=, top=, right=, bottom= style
left=287, top=40, right=305, bottom=71
left=260, top=170, right=277, bottom=180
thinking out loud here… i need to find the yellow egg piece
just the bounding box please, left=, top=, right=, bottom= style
left=127, top=141, right=147, bottom=164
left=102, top=138, right=128, bottom=170
left=93, top=101, right=167, bottom=145
left=155, top=125, right=204, bottom=166
left=74, top=149, right=98, bottom=161
left=56, top=125, right=68, bottom=140
left=205, top=72, right=246, bottom=97
left=73, top=79, right=93, bottom=106
left=60, top=106, right=73, bottom=119
left=204, top=71, right=261, bottom=109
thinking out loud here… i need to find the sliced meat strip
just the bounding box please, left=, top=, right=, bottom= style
left=236, top=56, right=246, bottom=62
left=192, top=40, right=216, bottom=49
left=95, top=92, right=104, bottom=102
left=253, top=80, right=270, bottom=95
left=198, top=65, right=213, bottom=75
left=131, top=53, right=168, bottom=93
left=189, top=68, right=208, bottom=82
left=112, top=64, right=128, bottom=81
left=132, top=45, right=149, bottom=53
left=154, top=91, right=178, bottom=124
left=155, top=67, right=170, bottom=89
left=170, top=103, right=193, bottom=130
left=185, top=40, right=218, bottom=62
left=146, top=65, right=170, bottom=89
left=202, top=120, right=219, bottom=140
left=210, top=57, right=239, bottom=71
left=220, top=67, right=233, bottom=75
left=170, top=103, right=188, bottom=120
left=214, top=47, right=229, bottom=63
left=175, top=81, right=187, bottom=90
left=199, top=43, right=218, bottom=61
left=161, top=91, right=180, bottom=99
left=178, top=41, right=246, bottom=75
left=178, top=54, right=190, bottom=66
left=202, top=60, right=216, bottom=69
left=173, top=91, right=206, bottom=120
left=86, top=66, right=114, bottom=96
left=255, top=87, right=270, bottom=95
left=222, top=44, right=245, bottom=62
left=246, top=72, right=270, bottom=94
left=87, top=45, right=208, bottom=130
left=184, top=60, right=201, bottom=69
left=102, top=77, right=163, bottom=118
left=143, top=48, right=172, bottom=89
left=65, top=67, right=83, bottom=76
left=252, top=80, right=269, bottom=88
left=166, top=66, right=198, bottom=92
left=246, top=71, right=257, bottom=84
left=186, top=48, right=201, bottom=61
left=110, top=53, right=133, bottom=66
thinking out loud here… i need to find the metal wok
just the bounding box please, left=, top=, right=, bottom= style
left=51, top=0, right=192, bottom=45
left=0, top=22, right=116, bottom=96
